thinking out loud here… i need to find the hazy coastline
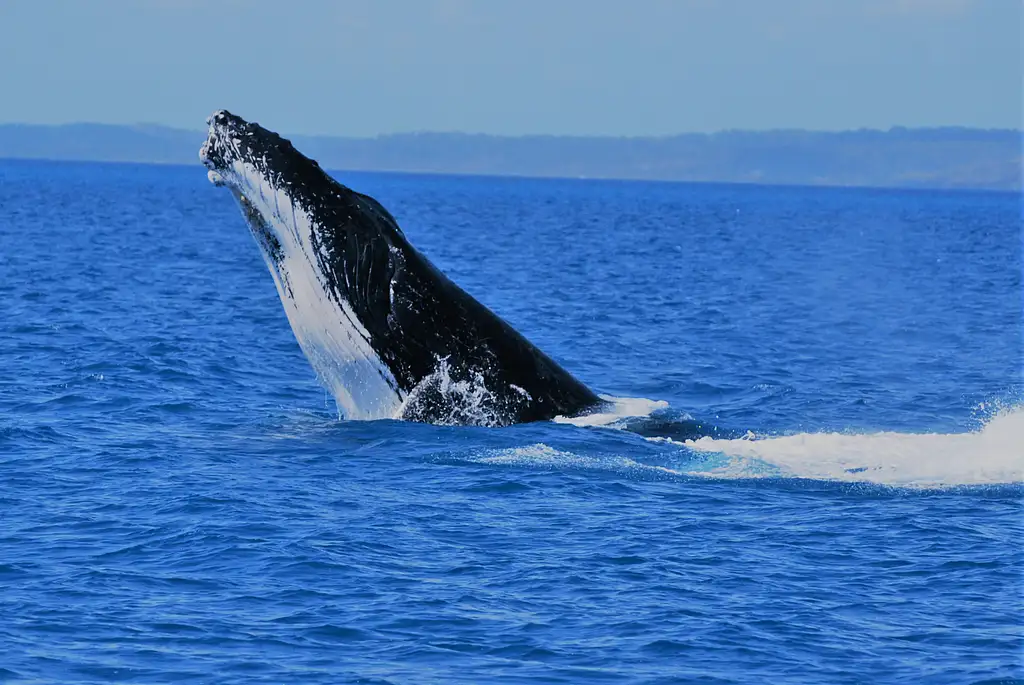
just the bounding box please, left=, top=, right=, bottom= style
left=1, top=123, right=1018, bottom=191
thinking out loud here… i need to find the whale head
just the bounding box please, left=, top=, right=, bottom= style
left=199, top=109, right=408, bottom=420
left=200, top=110, right=318, bottom=195
left=198, top=110, right=339, bottom=265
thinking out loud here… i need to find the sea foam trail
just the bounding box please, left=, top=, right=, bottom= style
left=470, top=443, right=680, bottom=477
left=680, top=408, right=1024, bottom=487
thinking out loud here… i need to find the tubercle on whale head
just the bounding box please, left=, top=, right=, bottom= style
left=199, top=111, right=303, bottom=268
left=199, top=111, right=361, bottom=234
left=198, top=111, right=355, bottom=271
left=198, top=110, right=235, bottom=174
left=198, top=110, right=383, bottom=274
left=199, top=109, right=314, bottom=190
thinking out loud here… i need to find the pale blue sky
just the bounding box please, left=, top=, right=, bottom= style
left=0, top=0, right=1019, bottom=136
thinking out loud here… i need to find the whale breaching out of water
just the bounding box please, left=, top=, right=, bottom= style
left=200, top=110, right=601, bottom=426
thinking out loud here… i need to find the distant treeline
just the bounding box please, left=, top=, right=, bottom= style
left=0, top=123, right=1018, bottom=191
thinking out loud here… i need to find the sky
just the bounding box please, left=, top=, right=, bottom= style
left=0, top=0, right=1019, bottom=137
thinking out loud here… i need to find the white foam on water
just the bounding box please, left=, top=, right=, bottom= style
left=554, top=395, right=670, bottom=428
left=679, top=408, right=1024, bottom=487
left=471, top=443, right=680, bottom=476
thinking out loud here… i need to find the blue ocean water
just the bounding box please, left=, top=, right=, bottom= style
left=1, top=158, right=1021, bottom=684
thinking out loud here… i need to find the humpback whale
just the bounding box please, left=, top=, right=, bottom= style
left=200, top=110, right=602, bottom=426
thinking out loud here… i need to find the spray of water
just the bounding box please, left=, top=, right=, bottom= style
left=677, top=407, right=1024, bottom=486
left=502, top=399, right=1024, bottom=488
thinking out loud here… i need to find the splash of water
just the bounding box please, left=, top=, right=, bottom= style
left=681, top=407, right=1024, bottom=486
left=476, top=401, right=1024, bottom=488
left=397, top=358, right=504, bottom=427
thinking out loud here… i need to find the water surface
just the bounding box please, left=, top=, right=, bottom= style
left=1, top=160, right=1021, bottom=684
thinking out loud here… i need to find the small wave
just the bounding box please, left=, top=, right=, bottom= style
left=554, top=395, right=669, bottom=428
left=678, top=408, right=1024, bottom=487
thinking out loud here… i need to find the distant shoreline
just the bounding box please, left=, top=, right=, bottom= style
left=1, top=123, right=1019, bottom=192
left=3, top=155, right=1020, bottom=197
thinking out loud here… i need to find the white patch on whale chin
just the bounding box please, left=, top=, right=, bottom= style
left=226, top=158, right=404, bottom=420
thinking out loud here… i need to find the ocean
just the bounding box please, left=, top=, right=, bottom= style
left=1, top=159, right=1021, bottom=684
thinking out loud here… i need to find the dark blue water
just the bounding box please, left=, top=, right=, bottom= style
left=1, top=159, right=1021, bottom=684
